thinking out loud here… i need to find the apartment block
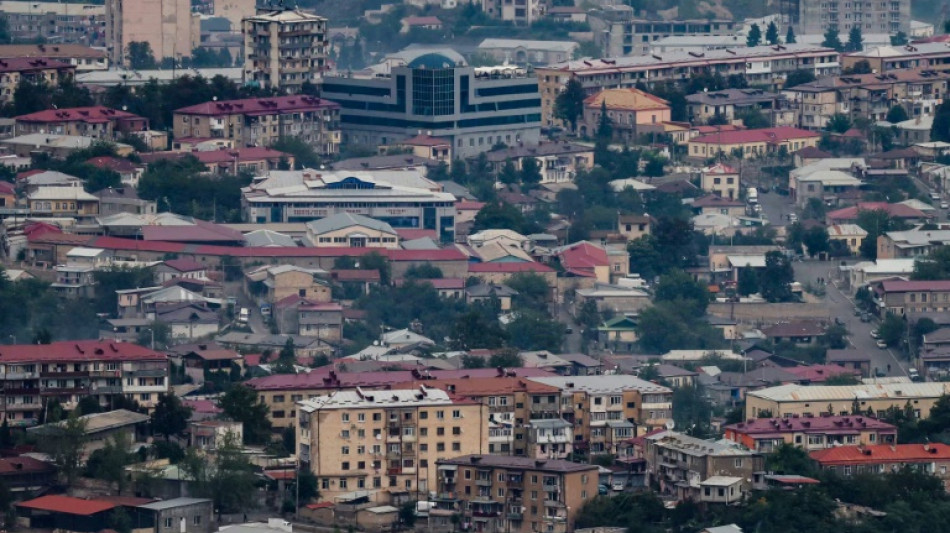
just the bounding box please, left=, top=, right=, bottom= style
left=536, top=44, right=839, bottom=128
left=687, top=88, right=795, bottom=127
left=174, top=95, right=340, bottom=156
left=0, top=44, right=107, bottom=72
left=784, top=0, right=909, bottom=37
left=434, top=455, right=598, bottom=533
left=296, top=386, right=489, bottom=502
left=527, top=375, right=673, bottom=456
left=0, top=2, right=105, bottom=46
left=723, top=415, right=897, bottom=452
left=842, top=43, right=950, bottom=74
left=15, top=106, right=148, bottom=140
left=0, top=340, right=168, bottom=427
left=319, top=49, right=541, bottom=158
left=105, top=0, right=192, bottom=67
left=588, top=6, right=738, bottom=57
left=745, top=383, right=950, bottom=420
left=810, top=443, right=950, bottom=489
left=392, top=377, right=566, bottom=458
left=476, top=0, right=544, bottom=26
left=644, top=430, right=764, bottom=502
left=877, top=228, right=950, bottom=259
left=687, top=126, right=821, bottom=160
left=871, top=279, right=950, bottom=315
left=243, top=9, right=328, bottom=93
left=0, top=58, right=76, bottom=105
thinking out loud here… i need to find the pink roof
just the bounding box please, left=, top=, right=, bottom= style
left=468, top=262, right=554, bottom=273
left=175, top=95, right=339, bottom=117
left=0, top=340, right=165, bottom=363
left=556, top=242, right=608, bottom=275
left=181, top=399, right=222, bottom=414
left=247, top=367, right=555, bottom=391
left=782, top=364, right=856, bottom=382
left=86, top=156, right=139, bottom=173
left=826, top=202, right=927, bottom=221
left=703, top=163, right=738, bottom=174
left=811, top=443, right=950, bottom=465
left=395, top=228, right=438, bottom=240
left=0, top=181, right=14, bottom=195
left=456, top=200, right=486, bottom=211
left=725, top=415, right=896, bottom=436
left=15, top=106, right=143, bottom=124
left=424, top=278, right=466, bottom=289
left=693, top=195, right=745, bottom=207
left=300, top=302, right=344, bottom=311
left=0, top=57, right=72, bottom=73
left=332, top=269, right=382, bottom=282
left=17, top=495, right=116, bottom=516
left=691, top=126, right=820, bottom=145
left=163, top=258, right=205, bottom=272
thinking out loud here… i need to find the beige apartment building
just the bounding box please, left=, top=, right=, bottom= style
left=304, top=213, right=400, bottom=249
left=297, top=387, right=489, bottom=502
left=871, top=279, right=950, bottom=315
left=433, top=455, right=598, bottom=533
left=243, top=9, right=328, bottom=93
left=172, top=95, right=341, bottom=156
left=699, top=163, right=740, bottom=200
left=105, top=0, right=192, bottom=66
left=527, top=375, right=672, bottom=456
left=0, top=58, right=75, bottom=105
left=745, top=383, right=950, bottom=420
left=245, top=264, right=331, bottom=305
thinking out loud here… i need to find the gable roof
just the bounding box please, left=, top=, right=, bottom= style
left=306, top=212, right=396, bottom=235
left=17, top=495, right=117, bottom=516
left=810, top=443, right=950, bottom=464
left=583, top=88, right=670, bottom=111
left=691, top=126, right=820, bottom=145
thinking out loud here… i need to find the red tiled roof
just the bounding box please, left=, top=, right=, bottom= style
left=795, top=146, right=833, bottom=158
left=273, top=294, right=321, bottom=309
left=247, top=367, right=555, bottom=391
left=556, top=242, right=608, bottom=274
left=703, top=163, right=737, bottom=174
left=0, top=340, right=166, bottom=363
left=175, top=95, right=339, bottom=117
left=163, top=258, right=205, bottom=272
left=17, top=495, right=117, bottom=515
left=395, top=228, right=438, bottom=241
left=186, top=349, right=240, bottom=361
left=332, top=269, right=382, bottom=282
left=456, top=200, right=486, bottom=211
left=0, top=456, right=54, bottom=474
left=0, top=181, right=13, bottom=196
left=400, top=134, right=451, bottom=147
left=181, top=399, right=222, bottom=414
left=691, top=126, right=820, bottom=145
left=141, top=220, right=244, bottom=243
left=810, top=443, right=950, bottom=465
left=300, top=302, right=344, bottom=311
left=0, top=57, right=73, bottom=73
left=16, top=169, right=44, bottom=181
left=826, top=202, right=928, bottom=221
left=15, top=106, right=143, bottom=124
left=86, top=156, right=139, bottom=173
left=468, top=262, right=554, bottom=273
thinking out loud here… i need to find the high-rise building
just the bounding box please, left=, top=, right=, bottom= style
left=588, top=6, right=739, bottom=58
left=242, top=9, right=328, bottom=93
left=0, top=1, right=106, bottom=46
left=319, top=48, right=541, bottom=158
left=105, top=0, right=192, bottom=66
left=780, top=0, right=909, bottom=36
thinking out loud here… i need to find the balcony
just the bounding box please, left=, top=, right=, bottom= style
left=507, top=512, right=523, bottom=521
left=476, top=478, right=492, bottom=487
left=5, top=402, right=41, bottom=411
left=4, top=372, right=37, bottom=380
left=387, top=467, right=402, bottom=475
left=91, top=385, right=122, bottom=394
left=124, top=368, right=166, bottom=378
left=40, top=371, right=88, bottom=379
left=89, top=370, right=120, bottom=378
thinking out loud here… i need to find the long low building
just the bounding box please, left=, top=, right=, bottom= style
left=745, top=383, right=950, bottom=420
left=241, top=169, right=457, bottom=242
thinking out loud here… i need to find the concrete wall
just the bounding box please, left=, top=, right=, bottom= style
left=707, top=302, right=831, bottom=324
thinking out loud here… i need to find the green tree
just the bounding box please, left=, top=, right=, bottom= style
left=891, top=31, right=908, bottom=45
left=886, top=105, right=909, bottom=124
left=77, top=396, right=102, bottom=415
left=498, top=159, right=519, bottom=185
left=738, top=107, right=770, bottom=129
left=848, top=59, right=872, bottom=74
left=643, top=156, right=666, bottom=177
left=399, top=501, right=417, bottom=528
left=802, top=226, right=831, bottom=257
left=520, top=156, right=542, bottom=186
left=471, top=200, right=535, bottom=234
left=505, top=310, right=564, bottom=351
left=737, top=266, right=759, bottom=296
left=270, top=136, right=321, bottom=169
left=554, top=78, right=585, bottom=133
left=151, top=394, right=192, bottom=441
left=760, top=251, right=795, bottom=302
left=653, top=269, right=709, bottom=316
left=218, top=385, right=273, bottom=445
left=746, top=23, right=762, bottom=47
left=932, top=101, right=950, bottom=143
left=822, top=24, right=843, bottom=51
left=596, top=99, right=612, bottom=140
left=783, top=69, right=815, bottom=88
left=40, top=412, right=87, bottom=485
left=857, top=208, right=903, bottom=259
left=877, top=312, right=905, bottom=347
left=847, top=25, right=864, bottom=52
left=404, top=263, right=443, bottom=280
left=296, top=470, right=320, bottom=505
left=825, top=113, right=853, bottom=133
left=86, top=434, right=137, bottom=493
left=488, top=349, right=523, bottom=368
left=127, top=41, right=158, bottom=70
left=451, top=309, right=507, bottom=350
left=912, top=246, right=950, bottom=280
left=506, top=272, right=550, bottom=311
left=461, top=354, right=486, bottom=368
left=184, top=432, right=258, bottom=515
left=765, top=21, right=780, bottom=45
left=786, top=25, right=797, bottom=44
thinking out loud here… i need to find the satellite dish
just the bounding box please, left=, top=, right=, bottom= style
left=665, top=420, right=675, bottom=431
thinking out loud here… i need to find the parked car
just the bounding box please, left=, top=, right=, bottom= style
left=876, top=340, right=888, bottom=349
left=941, top=202, right=948, bottom=209
left=870, top=330, right=880, bottom=339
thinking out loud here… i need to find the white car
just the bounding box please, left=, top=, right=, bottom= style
left=941, top=202, right=949, bottom=209
left=876, top=340, right=888, bottom=349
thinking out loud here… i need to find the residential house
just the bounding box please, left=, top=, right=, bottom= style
left=581, top=88, right=670, bottom=141
left=94, top=187, right=156, bottom=216
left=745, top=382, right=950, bottom=420
left=0, top=180, right=14, bottom=207
left=574, top=284, right=650, bottom=315
left=1, top=133, right=133, bottom=158
left=826, top=349, right=873, bottom=377
left=791, top=166, right=865, bottom=207
left=692, top=195, right=746, bottom=217
left=153, top=258, right=208, bottom=283
left=297, top=302, right=343, bottom=341
left=723, top=415, right=897, bottom=453
left=296, top=386, right=489, bottom=501
left=189, top=420, right=243, bottom=450
left=841, top=43, right=950, bottom=74
left=810, top=443, right=950, bottom=489
left=827, top=224, right=868, bottom=255
left=86, top=156, right=144, bottom=187
left=140, top=147, right=295, bottom=176
left=654, top=364, right=697, bottom=388
left=27, top=186, right=99, bottom=217
left=687, top=88, right=795, bottom=127
left=617, top=214, right=651, bottom=241
left=826, top=202, right=931, bottom=227
left=597, top=315, right=638, bottom=353
left=305, top=212, right=400, bottom=249
left=136, top=498, right=215, bottom=533
left=16, top=495, right=134, bottom=532
left=433, top=455, right=597, bottom=533
left=688, top=127, right=821, bottom=160
left=173, top=95, right=340, bottom=156
left=708, top=245, right=782, bottom=283
left=0, top=456, right=56, bottom=494
left=244, top=264, right=331, bottom=305
left=386, top=134, right=453, bottom=161
left=844, top=257, right=916, bottom=289
left=877, top=228, right=950, bottom=259
left=14, top=106, right=148, bottom=139
left=399, top=16, right=442, bottom=33
left=28, top=409, right=150, bottom=457
left=871, top=280, right=950, bottom=315
left=643, top=430, right=763, bottom=502
left=465, top=283, right=518, bottom=311
left=761, top=320, right=828, bottom=345
left=182, top=346, right=240, bottom=382
left=467, top=262, right=557, bottom=287
left=0, top=58, right=75, bottom=105
left=699, top=163, right=740, bottom=200
left=894, top=116, right=934, bottom=146
left=483, top=142, right=594, bottom=184
left=555, top=241, right=613, bottom=283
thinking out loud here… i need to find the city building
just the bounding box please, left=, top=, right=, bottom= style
left=319, top=49, right=541, bottom=158
left=0, top=44, right=107, bottom=71
left=871, top=280, right=950, bottom=315
left=842, top=43, right=950, bottom=74
left=476, top=39, right=578, bottom=66
left=433, top=455, right=598, bottom=533
left=723, top=415, right=897, bottom=452
left=877, top=227, right=950, bottom=259
left=27, top=186, right=99, bottom=217
left=244, top=264, right=331, bottom=305
left=536, top=45, right=839, bottom=128
left=699, top=163, right=740, bottom=199
left=241, top=169, right=457, bottom=241
left=643, top=430, right=763, bottom=502
left=0, top=3, right=105, bottom=46
left=588, top=7, right=739, bottom=57
left=809, top=443, right=950, bottom=489
left=482, top=142, right=594, bottom=184
left=0, top=58, right=76, bottom=105
left=687, top=88, right=795, bottom=127
left=745, top=383, right=950, bottom=420
left=173, top=95, right=341, bottom=156
left=827, top=224, right=868, bottom=255
left=296, top=386, right=489, bottom=502
left=527, top=375, right=673, bottom=454
left=14, top=106, right=148, bottom=139
left=581, top=88, right=671, bottom=141
left=477, top=0, right=545, bottom=26
left=687, top=126, right=821, bottom=160
left=0, top=340, right=167, bottom=426
left=105, top=0, right=192, bottom=66
left=140, top=147, right=295, bottom=175
left=243, top=9, right=328, bottom=93
left=304, top=212, right=400, bottom=249
left=782, top=0, right=909, bottom=35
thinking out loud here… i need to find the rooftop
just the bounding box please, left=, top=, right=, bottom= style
left=810, top=443, right=950, bottom=464
left=0, top=57, right=73, bottom=73
left=691, top=126, right=820, bottom=145
left=29, top=409, right=150, bottom=435
left=686, top=88, right=780, bottom=106
left=0, top=340, right=165, bottom=363
left=527, top=374, right=671, bottom=394
left=306, top=212, right=396, bottom=235
left=15, top=106, right=142, bottom=124
left=175, top=95, right=339, bottom=116
left=748, top=382, right=950, bottom=402
left=725, top=415, right=895, bottom=435
left=246, top=367, right=554, bottom=391
left=298, top=386, right=454, bottom=411
left=17, top=495, right=116, bottom=516
left=646, top=430, right=751, bottom=456
left=583, top=88, right=669, bottom=111
left=478, top=38, right=578, bottom=53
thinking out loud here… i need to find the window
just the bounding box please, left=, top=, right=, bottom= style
left=273, top=395, right=285, bottom=403
left=194, top=515, right=202, bottom=525
left=452, top=427, right=461, bottom=435
left=342, top=462, right=350, bottom=470
left=165, top=518, right=173, bottom=528
left=452, top=409, right=462, bottom=419
left=342, top=413, right=350, bottom=422
left=436, top=410, right=445, bottom=420
left=340, top=478, right=348, bottom=489
left=420, top=411, right=428, bottom=419
left=358, top=413, right=365, bottom=422
left=342, top=446, right=350, bottom=455
left=452, top=442, right=461, bottom=451
left=341, top=430, right=350, bottom=439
